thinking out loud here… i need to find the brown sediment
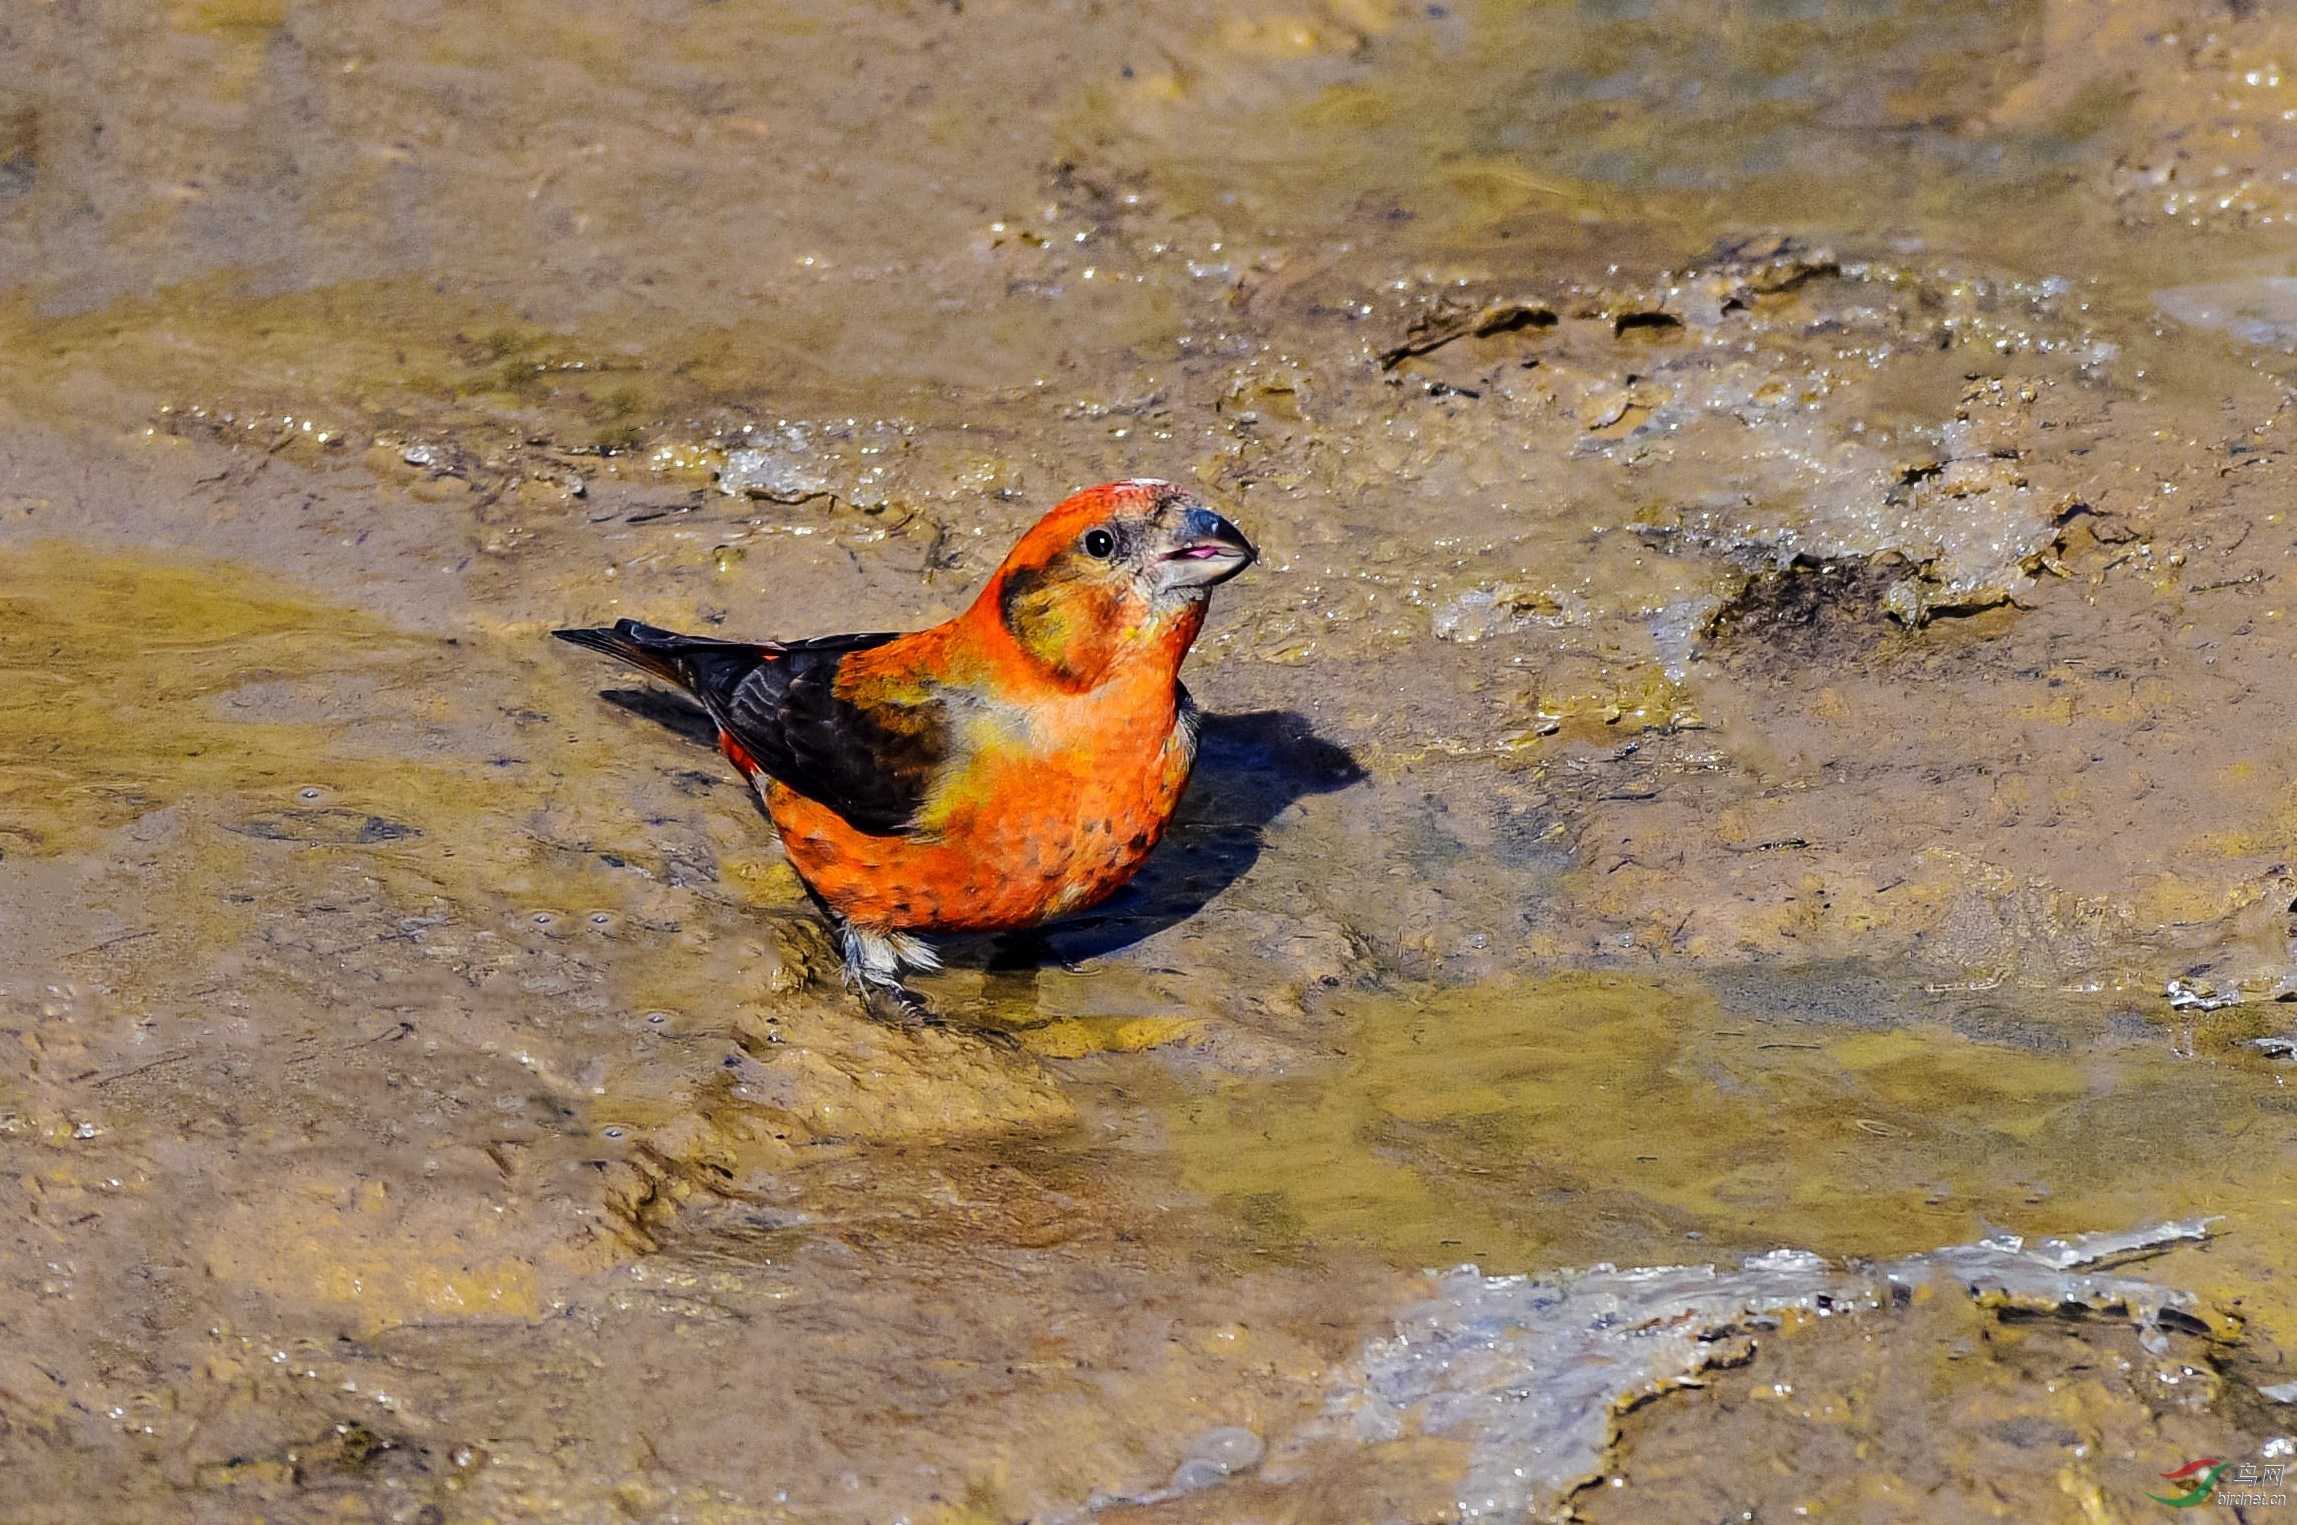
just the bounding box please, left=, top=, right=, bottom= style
left=8, top=0, right=2297, bottom=1517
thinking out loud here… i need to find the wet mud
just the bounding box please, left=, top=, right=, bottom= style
left=9, top=0, right=2297, bottom=1519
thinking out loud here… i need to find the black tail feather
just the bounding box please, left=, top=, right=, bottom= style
left=552, top=620, right=697, bottom=691
left=553, top=619, right=784, bottom=718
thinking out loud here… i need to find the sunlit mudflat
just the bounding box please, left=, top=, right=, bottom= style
left=8, top=0, right=2297, bottom=1518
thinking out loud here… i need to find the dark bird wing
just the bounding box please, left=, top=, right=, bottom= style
left=553, top=620, right=944, bottom=836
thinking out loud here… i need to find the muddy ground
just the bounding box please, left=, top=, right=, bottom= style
left=8, top=0, right=2297, bottom=1519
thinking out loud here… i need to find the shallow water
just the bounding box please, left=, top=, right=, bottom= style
left=9, top=0, right=2297, bottom=1519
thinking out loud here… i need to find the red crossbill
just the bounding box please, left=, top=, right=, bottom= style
left=556, top=479, right=1256, bottom=1015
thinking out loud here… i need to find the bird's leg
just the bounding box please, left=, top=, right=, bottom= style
left=836, top=919, right=1020, bottom=1047
left=837, top=921, right=941, bottom=1026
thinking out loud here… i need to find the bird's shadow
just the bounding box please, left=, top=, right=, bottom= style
left=603, top=687, right=721, bottom=747
left=596, top=688, right=1364, bottom=969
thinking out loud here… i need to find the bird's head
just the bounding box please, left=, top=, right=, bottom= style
left=974, top=479, right=1256, bottom=691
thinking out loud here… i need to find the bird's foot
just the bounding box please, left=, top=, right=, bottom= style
left=837, top=920, right=1018, bottom=1047
left=857, top=979, right=935, bottom=1028
left=854, top=981, right=1020, bottom=1049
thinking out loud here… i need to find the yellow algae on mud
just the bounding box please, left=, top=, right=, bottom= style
left=203, top=1174, right=560, bottom=1335
left=167, top=0, right=288, bottom=36
left=0, top=279, right=721, bottom=451
left=0, top=542, right=635, bottom=908
left=0, top=540, right=575, bottom=902
left=0, top=540, right=402, bottom=854
left=1020, top=1013, right=1204, bottom=1059
left=1154, top=971, right=2297, bottom=1276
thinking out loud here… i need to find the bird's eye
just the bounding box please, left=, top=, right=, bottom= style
left=1082, top=528, right=1117, bottom=559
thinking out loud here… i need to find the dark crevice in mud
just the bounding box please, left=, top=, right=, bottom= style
left=596, top=1114, right=793, bottom=1255
left=1378, top=299, right=1558, bottom=367
left=596, top=1141, right=686, bottom=1254
left=1694, top=231, right=1842, bottom=295
left=1703, top=553, right=1925, bottom=662
left=0, top=107, right=34, bottom=203
left=1612, top=309, right=1684, bottom=336
left=1378, top=232, right=1838, bottom=367
left=193, top=1420, right=442, bottom=1500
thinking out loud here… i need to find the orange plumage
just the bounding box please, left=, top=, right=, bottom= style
left=556, top=479, right=1255, bottom=1010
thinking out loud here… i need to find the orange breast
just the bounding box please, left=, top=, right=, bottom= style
left=764, top=688, right=1196, bottom=933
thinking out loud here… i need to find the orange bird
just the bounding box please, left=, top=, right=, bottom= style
left=555, top=479, right=1256, bottom=1013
